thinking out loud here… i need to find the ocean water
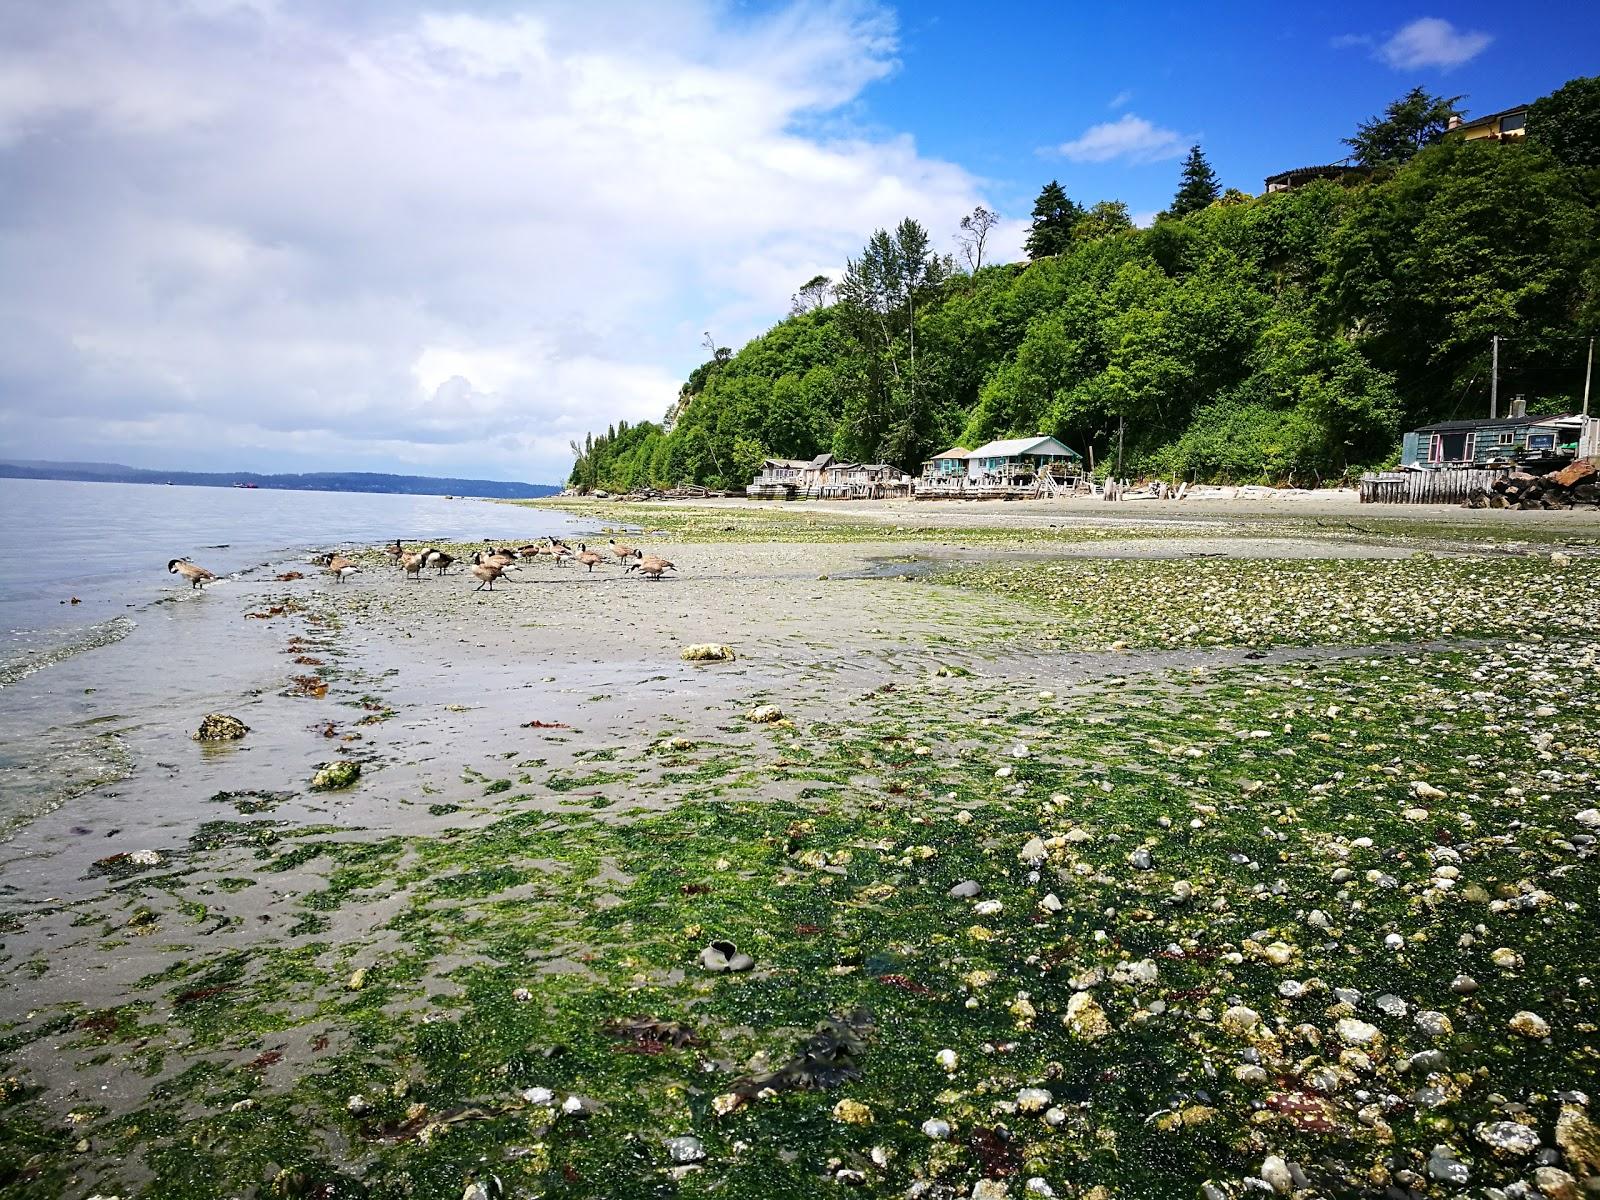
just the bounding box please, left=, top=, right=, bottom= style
left=0, top=477, right=578, bottom=673
left=0, top=477, right=589, bottom=837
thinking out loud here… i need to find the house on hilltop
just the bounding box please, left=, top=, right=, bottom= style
left=1447, top=105, right=1528, bottom=142
left=1263, top=163, right=1369, bottom=193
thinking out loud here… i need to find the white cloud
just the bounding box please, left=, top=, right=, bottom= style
left=1377, top=17, right=1491, bottom=69
left=1107, top=89, right=1133, bottom=110
left=1053, top=114, right=1189, bottom=164
left=0, top=1, right=988, bottom=482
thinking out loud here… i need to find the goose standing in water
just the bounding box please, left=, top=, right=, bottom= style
left=167, top=559, right=216, bottom=589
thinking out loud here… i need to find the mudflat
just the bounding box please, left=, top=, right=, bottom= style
left=1, top=500, right=1597, bottom=1199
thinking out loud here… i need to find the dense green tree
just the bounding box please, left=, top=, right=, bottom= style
left=1527, top=75, right=1600, bottom=169
left=1024, top=181, right=1083, bottom=259
left=1072, top=200, right=1134, bottom=243
left=1344, top=87, right=1464, bottom=167
left=1169, top=145, right=1221, bottom=217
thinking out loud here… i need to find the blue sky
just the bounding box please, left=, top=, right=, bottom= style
left=862, top=0, right=1599, bottom=226
left=0, top=1, right=1594, bottom=483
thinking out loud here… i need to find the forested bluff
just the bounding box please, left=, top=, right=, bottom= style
left=570, top=78, right=1600, bottom=492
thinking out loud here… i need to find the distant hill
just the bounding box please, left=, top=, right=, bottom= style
left=0, top=459, right=560, bottom=500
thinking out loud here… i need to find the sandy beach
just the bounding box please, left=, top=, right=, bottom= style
left=1, top=500, right=1597, bottom=1198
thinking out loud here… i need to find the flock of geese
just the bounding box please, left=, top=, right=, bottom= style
left=167, top=537, right=677, bottom=594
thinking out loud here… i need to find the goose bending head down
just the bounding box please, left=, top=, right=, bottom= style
left=167, top=558, right=216, bottom=589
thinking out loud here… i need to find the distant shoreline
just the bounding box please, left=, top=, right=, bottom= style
left=0, top=461, right=560, bottom=500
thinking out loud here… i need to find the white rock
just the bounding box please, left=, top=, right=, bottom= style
left=1260, top=1154, right=1293, bottom=1194
left=1016, top=1088, right=1052, bottom=1113
left=936, top=1048, right=958, bottom=1072
left=1019, top=837, right=1047, bottom=867
left=1509, top=1010, right=1550, bottom=1039
left=1336, top=1018, right=1381, bottom=1046
left=521, top=1086, right=555, bottom=1105
left=921, top=1117, right=952, bottom=1140
left=1039, top=893, right=1062, bottom=913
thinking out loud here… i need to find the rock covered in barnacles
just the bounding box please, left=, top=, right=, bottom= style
left=1475, top=1120, right=1540, bottom=1156
left=1534, top=1167, right=1580, bottom=1200
left=310, top=761, right=360, bottom=791
left=1220, top=1005, right=1262, bottom=1038
left=1556, top=1104, right=1600, bottom=1174
left=1063, top=991, right=1111, bottom=1040
left=680, top=644, right=736, bottom=662
left=1426, top=1145, right=1470, bottom=1185
left=745, top=704, right=783, bottom=723
left=194, top=713, right=249, bottom=741
left=1508, top=1010, right=1550, bottom=1039
left=832, top=1099, right=873, bottom=1125
left=1016, top=1088, right=1052, bottom=1114
left=1019, top=837, right=1047, bottom=867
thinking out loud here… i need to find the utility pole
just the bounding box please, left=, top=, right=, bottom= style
left=1489, top=334, right=1499, bottom=420
left=1584, top=336, right=1594, bottom=417
left=1116, top=416, right=1125, bottom=478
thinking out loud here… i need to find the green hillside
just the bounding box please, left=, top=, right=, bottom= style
left=571, top=77, right=1600, bottom=492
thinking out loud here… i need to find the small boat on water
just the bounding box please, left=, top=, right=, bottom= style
left=233, top=482, right=258, bottom=489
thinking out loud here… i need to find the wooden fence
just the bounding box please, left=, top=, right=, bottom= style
left=1359, top=467, right=1510, bottom=504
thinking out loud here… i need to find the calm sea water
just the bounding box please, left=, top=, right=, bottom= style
left=0, top=478, right=581, bottom=672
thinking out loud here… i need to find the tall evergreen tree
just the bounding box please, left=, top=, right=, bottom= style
left=1024, top=180, right=1083, bottom=259
left=1169, top=145, right=1220, bottom=217
left=1344, top=87, right=1464, bottom=167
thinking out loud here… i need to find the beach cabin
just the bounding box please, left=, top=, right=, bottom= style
left=1400, top=411, right=1594, bottom=468
left=964, top=436, right=1083, bottom=488
left=748, top=453, right=833, bottom=499
left=919, top=447, right=970, bottom=493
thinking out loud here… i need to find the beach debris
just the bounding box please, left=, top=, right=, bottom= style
left=275, top=571, right=304, bottom=581
left=726, top=1009, right=873, bottom=1100
left=194, top=713, right=249, bottom=741
left=745, top=704, right=783, bottom=723
left=681, top=643, right=736, bottom=662
left=698, top=940, right=754, bottom=973
left=520, top=720, right=570, bottom=729
left=607, top=1016, right=699, bottom=1053
left=310, top=761, right=361, bottom=791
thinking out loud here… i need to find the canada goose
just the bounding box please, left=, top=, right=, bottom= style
left=167, top=558, right=216, bottom=589
left=401, top=548, right=434, bottom=582
left=323, top=553, right=359, bottom=583
left=470, top=558, right=505, bottom=591
left=633, top=558, right=674, bottom=581
left=608, top=537, right=641, bottom=562
left=625, top=552, right=675, bottom=573
left=550, top=543, right=574, bottom=567
left=575, top=543, right=605, bottom=572
left=385, top=539, right=405, bottom=562
left=423, top=548, right=455, bottom=576
left=479, top=548, right=517, bottom=570
left=517, top=544, right=542, bottom=560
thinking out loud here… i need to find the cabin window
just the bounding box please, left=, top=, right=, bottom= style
left=1527, top=432, right=1556, bottom=450
left=1497, top=432, right=1516, bottom=446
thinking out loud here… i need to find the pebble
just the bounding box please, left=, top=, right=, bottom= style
left=1016, top=1087, right=1053, bottom=1113
left=521, top=1087, right=555, bottom=1105
left=1063, top=991, right=1112, bottom=1040
left=1415, top=1010, right=1452, bottom=1039
left=1475, top=1120, right=1540, bottom=1156
left=1336, top=1018, right=1380, bottom=1046
left=948, top=880, right=982, bottom=899
left=1220, top=1005, right=1262, bottom=1037
left=1490, top=947, right=1523, bottom=970
left=1451, top=974, right=1479, bottom=994
left=1260, top=1153, right=1293, bottom=1194
left=1019, top=837, right=1047, bottom=867
left=832, top=1099, right=873, bottom=1125
left=1534, top=1167, right=1580, bottom=1200
left=1129, top=848, right=1153, bottom=871
left=665, top=1136, right=705, bottom=1164
left=1508, top=1010, right=1550, bottom=1039
left=921, top=1117, right=952, bottom=1140
left=1375, top=994, right=1407, bottom=1017
left=936, top=1048, right=957, bottom=1072
left=1039, top=893, right=1062, bottom=913
left=1427, top=1144, right=1470, bottom=1185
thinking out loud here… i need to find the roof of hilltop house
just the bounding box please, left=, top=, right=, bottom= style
left=1414, top=413, right=1566, bottom=434
left=926, top=446, right=970, bottom=460
left=967, top=435, right=1081, bottom=459
left=1450, top=104, right=1528, bottom=135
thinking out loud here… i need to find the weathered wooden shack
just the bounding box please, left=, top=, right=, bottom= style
left=916, top=436, right=1082, bottom=498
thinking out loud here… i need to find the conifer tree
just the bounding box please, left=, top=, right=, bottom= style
left=1024, top=180, right=1083, bottom=259
left=1169, top=145, right=1220, bottom=217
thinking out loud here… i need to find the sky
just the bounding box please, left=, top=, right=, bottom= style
left=1, top=1, right=1595, bottom=484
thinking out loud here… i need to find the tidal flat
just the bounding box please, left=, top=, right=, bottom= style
left=1, top=503, right=1597, bottom=1199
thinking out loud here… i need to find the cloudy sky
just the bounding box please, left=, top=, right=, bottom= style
left=1, top=1, right=1593, bottom=484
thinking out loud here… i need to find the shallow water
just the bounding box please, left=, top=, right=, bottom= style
left=0, top=478, right=581, bottom=835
